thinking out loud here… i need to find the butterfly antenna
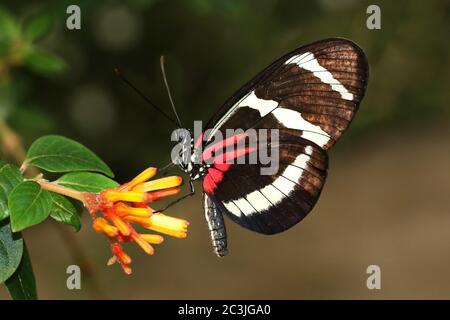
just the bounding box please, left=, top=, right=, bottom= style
left=160, top=55, right=182, bottom=127
left=113, top=67, right=179, bottom=127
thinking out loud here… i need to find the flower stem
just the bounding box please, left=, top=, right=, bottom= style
left=37, top=179, right=86, bottom=203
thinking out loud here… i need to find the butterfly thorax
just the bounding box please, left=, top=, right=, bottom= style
left=173, top=129, right=207, bottom=180
left=187, top=162, right=207, bottom=180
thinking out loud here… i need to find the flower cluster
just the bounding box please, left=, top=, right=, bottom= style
left=83, top=167, right=189, bottom=274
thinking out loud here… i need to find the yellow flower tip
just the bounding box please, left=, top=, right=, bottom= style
left=102, top=189, right=146, bottom=203
left=132, top=176, right=183, bottom=192
left=131, top=167, right=158, bottom=185
left=128, top=212, right=190, bottom=238
left=117, top=167, right=159, bottom=191
left=110, top=215, right=132, bottom=236
left=145, top=213, right=189, bottom=238
left=92, top=217, right=119, bottom=238
left=171, top=230, right=188, bottom=239
left=146, top=187, right=181, bottom=202
left=132, top=234, right=155, bottom=255
left=175, top=232, right=187, bottom=239
left=150, top=213, right=190, bottom=230
left=114, top=202, right=152, bottom=218
left=140, top=234, right=164, bottom=244
left=92, top=217, right=107, bottom=232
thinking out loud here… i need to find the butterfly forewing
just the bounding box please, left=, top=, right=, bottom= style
left=203, top=38, right=368, bottom=149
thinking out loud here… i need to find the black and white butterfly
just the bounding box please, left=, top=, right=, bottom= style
left=166, top=38, right=369, bottom=257
left=122, top=38, right=369, bottom=257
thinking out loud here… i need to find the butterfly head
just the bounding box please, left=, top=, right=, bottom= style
left=172, top=128, right=205, bottom=180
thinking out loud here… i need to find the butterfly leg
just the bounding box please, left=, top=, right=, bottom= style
left=153, top=179, right=195, bottom=213
left=204, top=195, right=228, bottom=257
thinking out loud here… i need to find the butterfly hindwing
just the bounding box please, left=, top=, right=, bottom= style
left=203, top=129, right=328, bottom=234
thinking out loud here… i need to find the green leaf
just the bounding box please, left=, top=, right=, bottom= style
left=23, top=13, right=53, bottom=41
left=0, top=220, right=23, bottom=284
left=50, top=193, right=81, bottom=231
left=25, top=135, right=114, bottom=177
left=57, top=172, right=119, bottom=193
left=0, top=161, right=24, bottom=221
left=9, top=181, right=53, bottom=232
left=5, top=243, right=37, bottom=300
left=24, top=49, right=67, bottom=75
left=0, top=7, right=20, bottom=41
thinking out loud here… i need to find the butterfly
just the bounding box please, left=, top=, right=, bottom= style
left=120, top=38, right=369, bottom=257
left=164, top=38, right=370, bottom=257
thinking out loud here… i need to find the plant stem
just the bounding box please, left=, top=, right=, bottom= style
left=37, top=179, right=86, bottom=203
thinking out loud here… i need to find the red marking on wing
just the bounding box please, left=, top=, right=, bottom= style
left=201, top=133, right=255, bottom=194
left=203, top=168, right=222, bottom=194
left=202, top=133, right=248, bottom=162
left=202, top=164, right=232, bottom=194
left=213, top=146, right=256, bottom=164
left=203, top=174, right=217, bottom=194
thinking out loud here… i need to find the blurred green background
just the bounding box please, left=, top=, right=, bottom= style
left=0, top=0, right=449, bottom=299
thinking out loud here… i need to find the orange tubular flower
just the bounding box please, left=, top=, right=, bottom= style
left=84, top=167, right=189, bottom=274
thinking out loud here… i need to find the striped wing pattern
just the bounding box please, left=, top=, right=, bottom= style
left=200, top=38, right=368, bottom=249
